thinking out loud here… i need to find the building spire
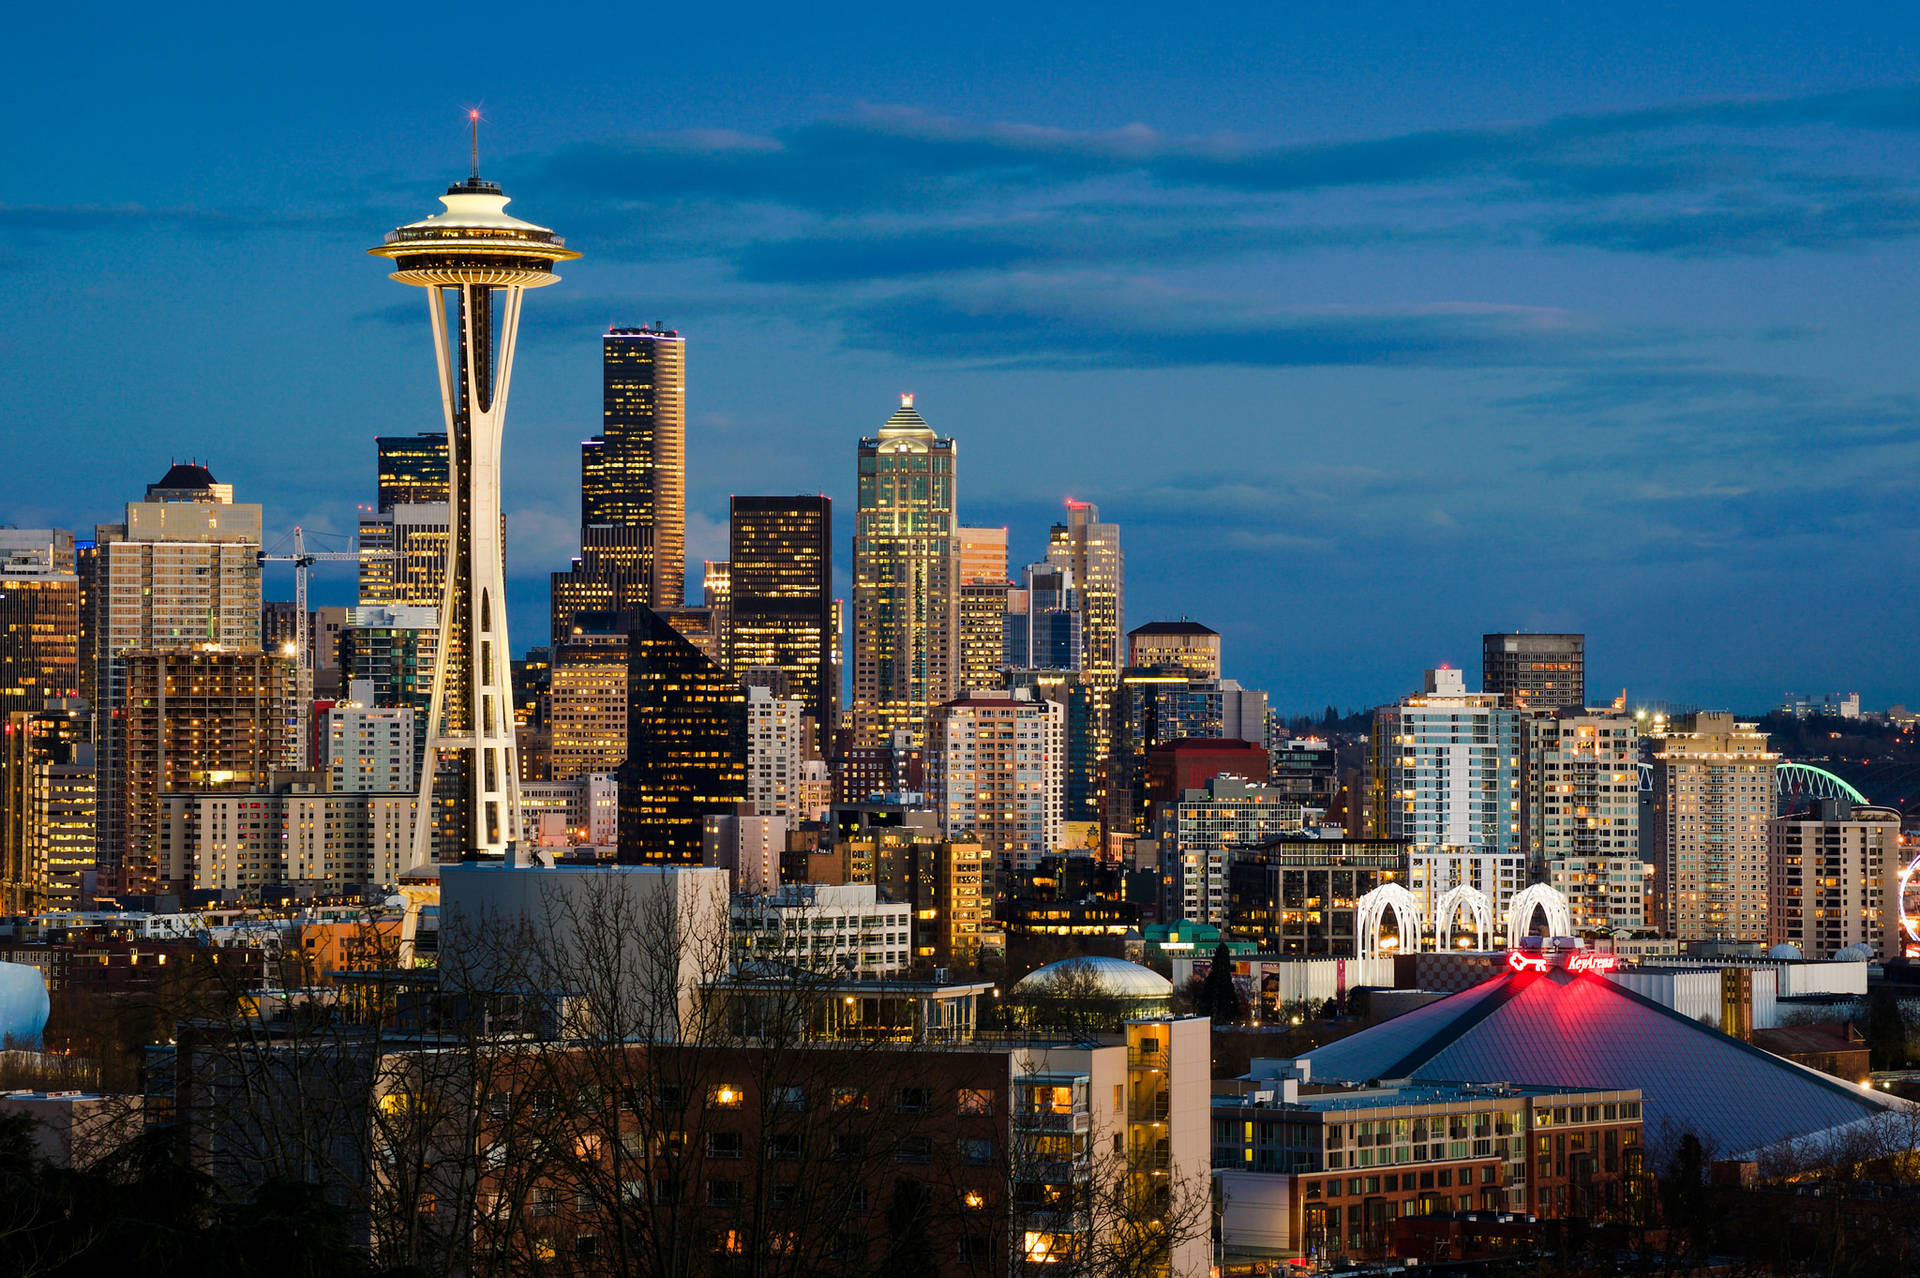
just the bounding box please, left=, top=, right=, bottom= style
left=469, top=108, right=481, bottom=180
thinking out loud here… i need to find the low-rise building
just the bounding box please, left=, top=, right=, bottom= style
left=1226, top=836, right=1407, bottom=955
left=731, top=882, right=913, bottom=978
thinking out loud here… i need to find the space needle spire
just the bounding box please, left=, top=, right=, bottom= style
left=370, top=121, right=580, bottom=867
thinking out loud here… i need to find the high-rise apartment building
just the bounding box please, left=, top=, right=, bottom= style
left=1650, top=712, right=1778, bottom=942
left=160, top=776, right=416, bottom=901
left=554, top=326, right=686, bottom=639
left=356, top=503, right=451, bottom=607
left=617, top=608, right=747, bottom=864
left=85, top=463, right=262, bottom=884
left=1522, top=710, right=1641, bottom=879
left=1767, top=798, right=1900, bottom=959
left=852, top=394, right=958, bottom=748
left=121, top=648, right=299, bottom=894
left=1366, top=667, right=1523, bottom=860
left=0, top=539, right=79, bottom=716
left=956, top=526, right=1009, bottom=696
left=745, top=685, right=806, bottom=818
left=1157, top=776, right=1303, bottom=926
left=926, top=688, right=1065, bottom=873
left=1, top=702, right=91, bottom=912
left=326, top=683, right=415, bottom=793
left=374, top=433, right=450, bottom=509
left=1549, top=856, right=1651, bottom=932
left=1408, top=849, right=1528, bottom=940
left=1127, top=620, right=1220, bottom=680
left=548, top=613, right=631, bottom=781
left=1482, top=632, right=1585, bottom=711
left=728, top=496, right=835, bottom=752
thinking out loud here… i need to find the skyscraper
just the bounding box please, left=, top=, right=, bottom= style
left=955, top=527, right=1009, bottom=697
left=375, top=433, right=451, bottom=509
left=728, top=496, right=835, bottom=753
left=1366, top=667, right=1524, bottom=860
left=1127, top=619, right=1220, bottom=680
left=1651, top=712, right=1778, bottom=942
left=357, top=503, right=451, bottom=607
left=549, top=612, right=630, bottom=781
left=0, top=538, right=79, bottom=717
left=1767, top=798, right=1900, bottom=960
left=618, top=608, right=747, bottom=864
left=1521, top=709, right=1640, bottom=880
left=1004, top=561, right=1082, bottom=671
left=84, top=463, right=262, bottom=885
left=852, top=394, right=958, bottom=748
left=926, top=688, right=1065, bottom=874
left=369, top=147, right=578, bottom=862
left=1047, top=500, right=1123, bottom=689
left=1482, top=632, right=1586, bottom=711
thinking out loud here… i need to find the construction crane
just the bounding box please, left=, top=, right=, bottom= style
left=257, top=527, right=395, bottom=739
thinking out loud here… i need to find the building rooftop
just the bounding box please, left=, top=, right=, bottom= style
left=1129, top=620, right=1219, bottom=637
left=150, top=461, right=217, bottom=490
left=1298, top=958, right=1899, bottom=1158
left=1217, top=1078, right=1640, bottom=1115
left=1014, top=956, right=1174, bottom=999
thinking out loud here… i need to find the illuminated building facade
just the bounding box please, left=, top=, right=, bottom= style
left=617, top=608, right=747, bottom=864
left=1549, top=856, right=1651, bottom=932
left=159, top=778, right=417, bottom=900
left=1226, top=837, right=1406, bottom=955
left=549, top=613, right=630, bottom=781
left=1127, top=619, right=1219, bottom=681
left=1106, top=667, right=1268, bottom=845
left=1, top=703, right=91, bottom=912
left=926, top=689, right=1065, bottom=874
left=357, top=504, right=450, bottom=608
left=1047, top=500, right=1123, bottom=764
left=728, top=496, right=834, bottom=752
left=374, top=433, right=450, bottom=509
left=1158, top=776, right=1304, bottom=926
left=1522, top=710, right=1641, bottom=880
left=121, top=648, right=299, bottom=894
left=955, top=527, right=1008, bottom=696
left=369, top=154, right=578, bottom=862
left=556, top=326, right=686, bottom=640
left=745, top=685, right=806, bottom=818
left=852, top=394, right=958, bottom=748
left=85, top=463, right=262, bottom=886
left=1366, top=667, right=1523, bottom=859
left=326, top=690, right=415, bottom=794
left=1482, top=632, right=1585, bottom=712
left=0, top=546, right=79, bottom=717
left=1650, top=712, right=1778, bottom=942
left=702, top=560, right=731, bottom=662
left=1766, top=798, right=1899, bottom=959
left=1004, top=561, right=1081, bottom=671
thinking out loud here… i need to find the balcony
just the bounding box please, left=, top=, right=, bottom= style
left=1128, top=1094, right=1170, bottom=1123
left=1015, top=1110, right=1092, bottom=1134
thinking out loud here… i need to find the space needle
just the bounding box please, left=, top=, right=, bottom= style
left=370, top=115, right=579, bottom=866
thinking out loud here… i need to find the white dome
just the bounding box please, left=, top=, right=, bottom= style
left=1766, top=944, right=1804, bottom=961
left=1831, top=944, right=1876, bottom=963
left=1014, top=956, right=1174, bottom=999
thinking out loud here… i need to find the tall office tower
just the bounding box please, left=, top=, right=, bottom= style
left=1521, top=710, right=1640, bottom=880
left=851, top=394, right=958, bottom=748
left=703, top=560, right=731, bottom=665
left=1483, top=632, right=1586, bottom=711
left=1004, top=562, right=1082, bottom=671
left=121, top=649, right=299, bottom=894
left=1650, top=712, right=1779, bottom=942
left=327, top=681, right=416, bottom=793
left=955, top=527, right=1009, bottom=696
left=1, top=702, right=89, bottom=912
left=28, top=748, right=95, bottom=911
left=729, top=496, right=835, bottom=753
left=1047, top=498, right=1123, bottom=700
left=1104, top=667, right=1268, bottom=845
left=357, top=504, right=452, bottom=607
left=1768, top=799, right=1901, bottom=959
left=85, top=463, right=262, bottom=885
left=745, top=685, right=806, bottom=818
left=926, top=688, right=1065, bottom=874
left=370, top=148, right=578, bottom=863
left=375, top=433, right=451, bottom=509
left=0, top=539, right=79, bottom=715
left=1127, top=619, right=1220, bottom=680
left=549, top=612, right=630, bottom=781
left=617, top=608, right=747, bottom=863
left=1158, top=776, right=1303, bottom=926
left=561, top=326, right=687, bottom=630
left=1366, top=667, right=1524, bottom=860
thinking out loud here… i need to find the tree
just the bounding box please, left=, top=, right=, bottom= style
left=1866, top=985, right=1910, bottom=1070
left=1195, top=944, right=1243, bottom=1024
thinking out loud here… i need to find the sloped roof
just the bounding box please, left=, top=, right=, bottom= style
left=1306, top=966, right=1894, bottom=1158
left=152, top=462, right=217, bottom=490
left=1129, top=620, right=1219, bottom=637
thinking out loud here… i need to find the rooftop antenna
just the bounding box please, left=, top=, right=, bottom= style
left=469, top=108, right=481, bottom=180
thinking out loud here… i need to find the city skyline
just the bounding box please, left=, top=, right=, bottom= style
left=8, top=6, right=1920, bottom=713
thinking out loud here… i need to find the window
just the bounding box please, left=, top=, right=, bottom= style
left=899, top=1136, right=933, bottom=1164
left=769, top=1181, right=799, bottom=1209
left=709, top=1084, right=743, bottom=1109
left=768, top=1132, right=802, bottom=1161
left=957, top=1088, right=994, bottom=1115
left=706, top=1179, right=742, bottom=1208
left=773, top=1085, right=805, bottom=1112
left=707, top=1131, right=743, bottom=1159
left=897, top=1086, right=933, bottom=1114
left=834, top=1087, right=869, bottom=1111
left=960, top=1138, right=993, bottom=1165
left=834, top=1134, right=866, bottom=1161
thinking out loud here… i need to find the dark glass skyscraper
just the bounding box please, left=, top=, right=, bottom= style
left=617, top=608, right=746, bottom=864
left=374, top=433, right=450, bottom=511
left=1482, top=632, right=1586, bottom=710
left=728, top=495, right=834, bottom=753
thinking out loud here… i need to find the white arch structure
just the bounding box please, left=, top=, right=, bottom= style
left=1432, top=884, right=1493, bottom=951
left=1357, top=883, right=1426, bottom=958
left=1506, top=883, right=1572, bottom=944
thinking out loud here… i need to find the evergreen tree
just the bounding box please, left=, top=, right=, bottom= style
left=1198, top=942, right=1244, bottom=1023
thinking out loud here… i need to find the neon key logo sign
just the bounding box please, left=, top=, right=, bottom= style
left=1506, top=950, right=1618, bottom=974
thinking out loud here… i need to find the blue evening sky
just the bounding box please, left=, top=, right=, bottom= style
left=5, top=2, right=1920, bottom=714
